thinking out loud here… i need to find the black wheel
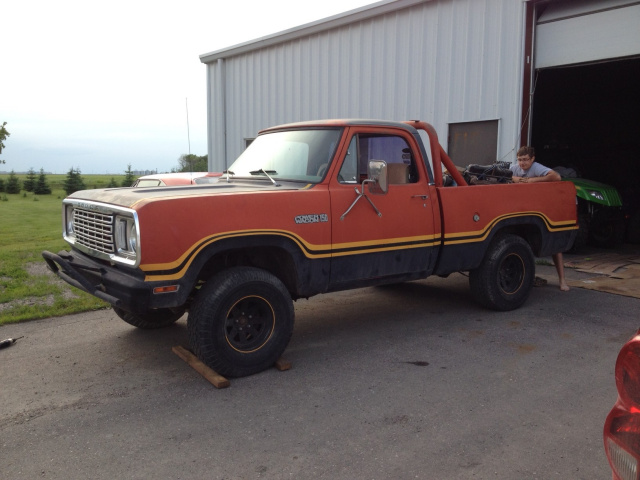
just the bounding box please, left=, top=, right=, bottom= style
left=469, top=234, right=535, bottom=311
left=113, top=307, right=185, bottom=329
left=590, top=209, right=625, bottom=248
left=570, top=213, right=589, bottom=252
left=187, top=267, right=294, bottom=378
left=627, top=210, right=640, bottom=244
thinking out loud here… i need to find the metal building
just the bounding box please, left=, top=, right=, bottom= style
left=200, top=0, right=640, bottom=195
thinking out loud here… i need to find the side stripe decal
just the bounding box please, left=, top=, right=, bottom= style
left=443, top=211, right=577, bottom=245
left=141, top=211, right=577, bottom=281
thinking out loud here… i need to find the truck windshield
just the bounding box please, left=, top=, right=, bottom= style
left=227, top=128, right=343, bottom=183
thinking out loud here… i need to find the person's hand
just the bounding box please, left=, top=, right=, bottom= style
left=512, top=176, right=528, bottom=183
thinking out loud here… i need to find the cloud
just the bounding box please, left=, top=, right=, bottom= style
left=1, top=0, right=375, bottom=174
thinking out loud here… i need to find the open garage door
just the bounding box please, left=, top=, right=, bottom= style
left=531, top=58, right=640, bottom=245
left=530, top=1, right=640, bottom=246
left=531, top=58, right=640, bottom=189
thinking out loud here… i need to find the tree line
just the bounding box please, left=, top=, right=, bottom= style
left=1, top=121, right=207, bottom=195
left=1, top=156, right=206, bottom=195
left=174, top=154, right=208, bottom=172
left=0, top=122, right=138, bottom=195
left=0, top=165, right=138, bottom=195
left=0, top=168, right=52, bottom=194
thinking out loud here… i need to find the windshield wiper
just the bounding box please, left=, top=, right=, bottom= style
left=250, top=169, right=280, bottom=187
left=223, top=170, right=235, bottom=183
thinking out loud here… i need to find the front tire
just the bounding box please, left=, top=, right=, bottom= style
left=469, top=234, right=535, bottom=311
left=188, top=267, right=294, bottom=378
left=113, top=307, right=185, bottom=329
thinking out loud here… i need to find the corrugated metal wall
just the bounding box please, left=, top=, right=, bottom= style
left=204, top=0, right=526, bottom=170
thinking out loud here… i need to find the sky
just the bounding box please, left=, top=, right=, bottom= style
left=1, top=0, right=378, bottom=175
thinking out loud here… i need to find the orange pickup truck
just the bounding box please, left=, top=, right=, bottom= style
left=43, top=119, right=577, bottom=377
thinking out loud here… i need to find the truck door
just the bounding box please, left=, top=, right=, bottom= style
left=329, top=128, right=439, bottom=288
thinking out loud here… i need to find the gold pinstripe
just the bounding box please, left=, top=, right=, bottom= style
left=141, top=211, right=576, bottom=282
left=443, top=211, right=577, bottom=245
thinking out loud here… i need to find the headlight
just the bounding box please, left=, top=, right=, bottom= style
left=115, top=215, right=138, bottom=257
left=128, top=223, right=137, bottom=252
left=64, top=204, right=75, bottom=239
left=587, top=190, right=605, bottom=201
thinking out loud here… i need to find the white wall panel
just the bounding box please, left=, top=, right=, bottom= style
left=204, top=0, right=527, bottom=170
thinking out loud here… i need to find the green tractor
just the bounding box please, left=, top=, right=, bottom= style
left=566, top=177, right=625, bottom=249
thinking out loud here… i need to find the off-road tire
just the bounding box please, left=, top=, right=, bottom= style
left=469, top=234, right=535, bottom=311
left=570, top=213, right=589, bottom=251
left=590, top=210, right=625, bottom=248
left=627, top=211, right=640, bottom=244
left=113, top=307, right=185, bottom=329
left=187, top=267, right=294, bottom=378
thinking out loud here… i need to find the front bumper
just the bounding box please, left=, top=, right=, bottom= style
left=43, top=250, right=159, bottom=314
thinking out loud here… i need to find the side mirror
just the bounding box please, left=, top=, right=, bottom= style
left=368, top=160, right=388, bottom=195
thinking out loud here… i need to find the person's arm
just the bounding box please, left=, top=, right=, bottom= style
left=513, top=170, right=561, bottom=183
left=532, top=169, right=561, bottom=183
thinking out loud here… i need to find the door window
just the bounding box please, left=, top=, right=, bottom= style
left=338, top=134, right=418, bottom=184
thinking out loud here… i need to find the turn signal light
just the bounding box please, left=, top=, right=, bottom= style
left=153, top=285, right=179, bottom=294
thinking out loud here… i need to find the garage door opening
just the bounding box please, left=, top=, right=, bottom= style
left=530, top=57, right=640, bottom=243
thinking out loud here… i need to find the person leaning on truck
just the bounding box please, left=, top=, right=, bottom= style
left=510, top=146, right=570, bottom=292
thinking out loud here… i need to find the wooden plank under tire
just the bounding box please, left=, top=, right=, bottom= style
left=172, top=345, right=231, bottom=389
left=274, top=357, right=292, bottom=371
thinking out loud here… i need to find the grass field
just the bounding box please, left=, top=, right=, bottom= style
left=0, top=175, right=128, bottom=325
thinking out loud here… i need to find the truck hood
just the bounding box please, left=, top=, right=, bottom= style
left=67, top=180, right=308, bottom=209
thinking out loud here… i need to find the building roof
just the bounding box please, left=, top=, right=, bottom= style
left=199, top=0, right=430, bottom=64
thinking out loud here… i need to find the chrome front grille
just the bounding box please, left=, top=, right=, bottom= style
left=73, top=209, right=115, bottom=254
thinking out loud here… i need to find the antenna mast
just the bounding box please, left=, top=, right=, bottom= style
left=185, top=97, right=191, bottom=156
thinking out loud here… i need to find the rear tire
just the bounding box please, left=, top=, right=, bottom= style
left=113, top=307, right=185, bottom=329
left=469, top=234, right=535, bottom=311
left=570, top=213, right=589, bottom=251
left=188, top=267, right=294, bottom=378
left=590, top=210, right=625, bottom=248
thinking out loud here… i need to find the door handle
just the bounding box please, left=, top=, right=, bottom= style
left=411, top=195, right=429, bottom=200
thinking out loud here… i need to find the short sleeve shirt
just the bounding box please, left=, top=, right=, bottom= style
left=510, top=162, right=551, bottom=178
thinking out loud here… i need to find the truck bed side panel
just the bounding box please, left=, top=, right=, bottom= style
left=434, top=182, right=578, bottom=275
